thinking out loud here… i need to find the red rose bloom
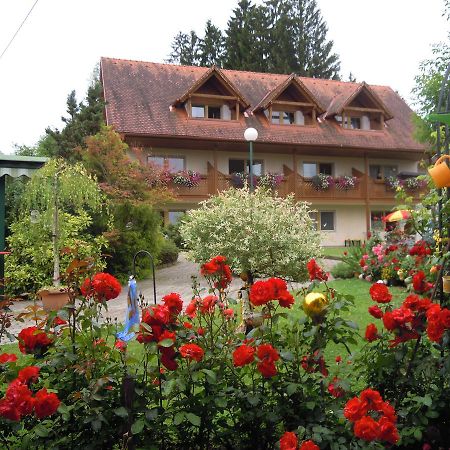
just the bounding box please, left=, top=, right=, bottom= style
left=360, top=388, right=384, bottom=409
left=233, top=344, right=255, bottom=367
left=412, top=270, right=433, bottom=293
left=378, top=416, right=399, bottom=444
left=17, top=366, right=40, bottom=384
left=250, top=280, right=276, bottom=306
left=179, top=343, right=204, bottom=362
left=268, top=277, right=287, bottom=296
left=368, top=305, right=383, bottom=319
left=200, top=256, right=232, bottom=288
left=34, top=388, right=60, bottom=419
left=279, top=431, right=298, bottom=450
left=278, top=290, right=295, bottom=308
left=114, top=340, right=127, bottom=352
left=0, top=353, right=17, bottom=364
left=369, top=284, right=392, bottom=303
left=307, top=259, right=328, bottom=281
left=185, top=299, right=198, bottom=318
left=223, top=308, right=234, bottom=319
left=256, top=344, right=279, bottom=378
left=52, top=316, right=68, bottom=327
left=162, top=293, right=183, bottom=316
left=353, top=416, right=379, bottom=441
left=81, top=272, right=121, bottom=301
left=160, top=346, right=178, bottom=371
left=200, top=295, right=217, bottom=314
left=365, top=323, right=379, bottom=342
left=344, top=397, right=367, bottom=422
left=18, top=327, right=53, bottom=355
left=5, top=380, right=35, bottom=416
left=0, top=398, right=20, bottom=421
left=300, top=441, right=320, bottom=450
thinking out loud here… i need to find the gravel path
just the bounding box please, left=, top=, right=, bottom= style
left=3, top=254, right=338, bottom=341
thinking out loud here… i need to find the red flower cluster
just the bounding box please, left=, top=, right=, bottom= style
left=368, top=305, right=383, bottom=319
left=426, top=303, right=450, bottom=342
left=409, top=240, right=431, bottom=257
left=301, top=351, right=328, bottom=377
left=0, top=366, right=60, bottom=422
left=137, top=304, right=179, bottom=370
left=179, top=343, right=204, bottom=362
left=249, top=278, right=294, bottom=308
left=412, top=270, right=433, bottom=294
left=0, top=353, right=17, bottom=364
left=344, top=388, right=398, bottom=444
left=279, top=432, right=319, bottom=450
left=81, top=272, right=122, bottom=301
left=18, top=327, right=53, bottom=355
left=369, top=283, right=392, bottom=303
left=200, top=255, right=233, bottom=289
left=307, top=259, right=328, bottom=282
left=364, top=323, right=379, bottom=342
left=233, top=342, right=279, bottom=377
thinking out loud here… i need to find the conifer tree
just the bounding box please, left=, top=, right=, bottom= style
left=199, top=20, right=225, bottom=66
left=168, top=31, right=201, bottom=65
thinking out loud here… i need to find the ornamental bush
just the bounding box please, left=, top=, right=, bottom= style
left=180, top=187, right=321, bottom=281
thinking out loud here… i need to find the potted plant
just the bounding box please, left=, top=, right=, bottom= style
left=311, top=173, right=333, bottom=190
left=171, top=170, right=201, bottom=188
left=257, top=173, right=284, bottom=189
left=25, top=159, right=104, bottom=310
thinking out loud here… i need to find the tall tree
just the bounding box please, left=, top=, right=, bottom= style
left=199, top=20, right=226, bottom=66
left=167, top=31, right=201, bottom=65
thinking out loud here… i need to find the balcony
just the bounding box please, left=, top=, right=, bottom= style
left=168, top=163, right=426, bottom=203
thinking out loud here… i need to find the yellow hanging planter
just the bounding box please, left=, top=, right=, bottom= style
left=428, top=155, right=450, bottom=188
left=303, top=292, right=328, bottom=318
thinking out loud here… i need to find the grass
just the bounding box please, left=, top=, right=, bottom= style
left=321, top=246, right=348, bottom=259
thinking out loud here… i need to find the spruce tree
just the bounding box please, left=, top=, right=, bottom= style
left=199, top=20, right=225, bottom=66
left=167, top=31, right=201, bottom=65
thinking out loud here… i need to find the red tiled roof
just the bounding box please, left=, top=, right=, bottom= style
left=100, top=57, right=425, bottom=152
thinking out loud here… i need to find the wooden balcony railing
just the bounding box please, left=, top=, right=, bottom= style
left=170, top=165, right=426, bottom=203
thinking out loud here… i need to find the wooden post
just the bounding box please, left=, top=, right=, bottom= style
left=293, top=152, right=298, bottom=199
left=0, top=176, right=5, bottom=293
left=213, top=149, right=218, bottom=194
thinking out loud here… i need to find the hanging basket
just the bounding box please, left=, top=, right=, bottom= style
left=428, top=155, right=450, bottom=188
left=37, top=287, right=70, bottom=311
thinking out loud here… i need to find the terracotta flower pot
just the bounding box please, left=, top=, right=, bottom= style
left=37, top=287, right=70, bottom=311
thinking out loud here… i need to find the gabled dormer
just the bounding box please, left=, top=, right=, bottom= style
left=253, top=74, right=324, bottom=126
left=325, top=82, right=393, bottom=131
left=172, top=66, right=250, bottom=121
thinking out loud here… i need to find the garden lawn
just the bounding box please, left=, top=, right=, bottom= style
left=321, top=246, right=347, bottom=259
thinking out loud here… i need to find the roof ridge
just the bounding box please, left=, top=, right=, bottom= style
left=101, top=57, right=207, bottom=72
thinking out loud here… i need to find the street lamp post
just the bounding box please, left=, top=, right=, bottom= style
left=244, top=127, right=258, bottom=192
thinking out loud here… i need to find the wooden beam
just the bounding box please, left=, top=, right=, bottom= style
left=343, top=106, right=383, bottom=114
left=293, top=152, right=298, bottom=200
left=190, top=93, right=238, bottom=101
left=213, top=149, right=218, bottom=194
left=271, top=100, right=314, bottom=107
left=364, top=153, right=370, bottom=237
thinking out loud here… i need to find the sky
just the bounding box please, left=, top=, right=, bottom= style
left=0, top=0, right=448, bottom=154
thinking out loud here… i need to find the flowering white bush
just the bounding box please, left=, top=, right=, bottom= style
left=180, top=187, right=321, bottom=280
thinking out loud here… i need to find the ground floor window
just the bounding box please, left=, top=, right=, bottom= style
left=309, top=211, right=335, bottom=231
left=148, top=155, right=185, bottom=172
left=168, top=211, right=185, bottom=224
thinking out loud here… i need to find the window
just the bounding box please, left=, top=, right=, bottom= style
left=343, top=116, right=361, bottom=129
left=168, top=211, right=185, bottom=224
left=271, top=110, right=302, bottom=125
left=191, top=104, right=222, bottom=120
left=229, top=159, right=264, bottom=176
left=369, top=165, right=398, bottom=180
left=320, top=211, right=335, bottom=231
left=148, top=155, right=185, bottom=172
left=308, top=211, right=335, bottom=231
left=303, top=162, right=333, bottom=177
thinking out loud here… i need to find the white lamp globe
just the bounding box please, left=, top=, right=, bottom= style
left=244, top=127, right=258, bottom=142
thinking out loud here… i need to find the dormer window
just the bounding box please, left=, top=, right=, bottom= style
left=191, top=104, right=222, bottom=119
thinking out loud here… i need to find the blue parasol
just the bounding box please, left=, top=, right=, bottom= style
left=116, top=276, right=140, bottom=341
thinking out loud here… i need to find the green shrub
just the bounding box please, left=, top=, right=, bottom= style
left=163, top=216, right=186, bottom=248
left=331, top=261, right=356, bottom=279
left=158, top=238, right=179, bottom=265
left=180, top=187, right=321, bottom=281
left=106, top=202, right=163, bottom=282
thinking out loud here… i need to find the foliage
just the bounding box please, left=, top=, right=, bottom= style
left=105, top=202, right=163, bottom=282
left=158, top=239, right=180, bottom=265
left=180, top=187, right=321, bottom=280
left=80, top=126, right=171, bottom=205
left=169, top=170, right=201, bottom=188
left=311, top=173, right=333, bottom=190
left=331, top=261, right=356, bottom=279
left=163, top=216, right=187, bottom=249
left=168, top=0, right=341, bottom=79
left=5, top=212, right=106, bottom=296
